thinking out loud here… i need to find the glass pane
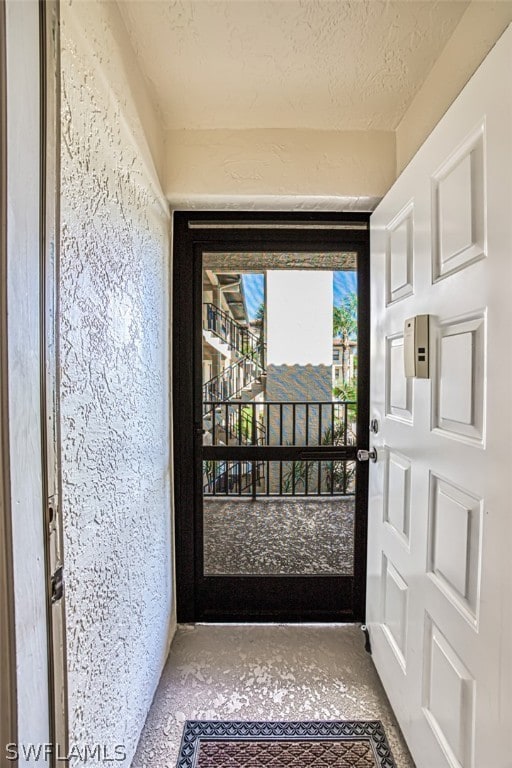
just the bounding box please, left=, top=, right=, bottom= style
left=203, top=460, right=355, bottom=576
left=201, top=255, right=358, bottom=578
left=203, top=485, right=355, bottom=577
left=202, top=258, right=358, bottom=447
left=202, top=269, right=265, bottom=417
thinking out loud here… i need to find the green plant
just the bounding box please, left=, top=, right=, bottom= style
left=333, top=291, right=357, bottom=384
left=255, top=302, right=265, bottom=324
left=332, top=380, right=357, bottom=423
left=281, top=420, right=356, bottom=495
left=281, top=460, right=312, bottom=493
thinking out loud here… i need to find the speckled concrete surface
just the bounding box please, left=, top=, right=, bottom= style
left=204, top=498, right=355, bottom=575
left=131, top=625, right=415, bottom=768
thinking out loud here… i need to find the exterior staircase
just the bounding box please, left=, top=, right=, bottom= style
left=203, top=302, right=266, bottom=408
left=202, top=303, right=267, bottom=460
left=202, top=402, right=266, bottom=447
left=202, top=329, right=231, bottom=358
left=239, top=373, right=266, bottom=401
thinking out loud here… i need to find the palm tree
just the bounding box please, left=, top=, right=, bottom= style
left=333, top=291, right=357, bottom=384
left=254, top=302, right=265, bottom=369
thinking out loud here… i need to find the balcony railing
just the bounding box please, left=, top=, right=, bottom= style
left=203, top=459, right=265, bottom=495
left=204, top=303, right=264, bottom=365
left=203, top=400, right=267, bottom=447
left=203, top=400, right=357, bottom=498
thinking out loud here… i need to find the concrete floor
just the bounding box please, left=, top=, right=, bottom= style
left=204, top=497, right=355, bottom=575
left=131, top=624, right=415, bottom=768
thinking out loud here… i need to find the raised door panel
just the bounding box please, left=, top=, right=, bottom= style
left=386, top=335, right=413, bottom=422
left=382, top=556, right=408, bottom=671
left=423, top=618, right=475, bottom=768
left=427, top=474, right=482, bottom=624
left=384, top=449, right=411, bottom=544
left=433, top=314, right=485, bottom=443
left=432, top=125, right=486, bottom=282
left=386, top=202, right=414, bottom=304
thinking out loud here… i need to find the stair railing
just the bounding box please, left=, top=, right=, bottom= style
left=203, top=354, right=265, bottom=406
left=204, top=302, right=263, bottom=366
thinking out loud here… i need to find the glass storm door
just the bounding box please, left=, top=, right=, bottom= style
left=173, top=213, right=370, bottom=622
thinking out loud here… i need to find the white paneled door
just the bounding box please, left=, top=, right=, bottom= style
left=367, top=26, right=512, bottom=768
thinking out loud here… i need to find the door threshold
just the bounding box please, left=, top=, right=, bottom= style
left=182, top=621, right=364, bottom=628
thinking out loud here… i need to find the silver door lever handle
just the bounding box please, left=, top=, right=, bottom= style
left=357, top=449, right=377, bottom=463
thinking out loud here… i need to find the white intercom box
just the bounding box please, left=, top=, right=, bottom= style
left=404, top=315, right=430, bottom=378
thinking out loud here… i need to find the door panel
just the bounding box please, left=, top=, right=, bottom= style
left=199, top=253, right=364, bottom=620
left=368, top=27, right=512, bottom=768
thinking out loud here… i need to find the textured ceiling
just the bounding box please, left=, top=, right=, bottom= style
left=118, top=0, right=469, bottom=131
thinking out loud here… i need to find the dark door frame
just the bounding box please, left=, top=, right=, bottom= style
left=173, top=210, right=370, bottom=623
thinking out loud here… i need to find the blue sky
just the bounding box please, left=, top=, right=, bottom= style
left=333, top=270, right=357, bottom=306
left=243, top=274, right=265, bottom=321
left=242, top=271, right=357, bottom=321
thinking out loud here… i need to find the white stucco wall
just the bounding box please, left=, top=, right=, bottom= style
left=164, top=128, right=395, bottom=203
left=267, top=271, right=332, bottom=366
left=60, top=2, right=173, bottom=765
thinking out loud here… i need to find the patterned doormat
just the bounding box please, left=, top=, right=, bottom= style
left=176, top=721, right=397, bottom=768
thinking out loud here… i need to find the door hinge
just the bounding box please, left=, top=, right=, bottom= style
left=51, top=565, right=64, bottom=603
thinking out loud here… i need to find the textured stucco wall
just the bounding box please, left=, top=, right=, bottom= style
left=267, top=271, right=333, bottom=366
left=118, top=0, right=467, bottom=133
left=60, top=2, right=172, bottom=764
left=164, top=128, right=396, bottom=202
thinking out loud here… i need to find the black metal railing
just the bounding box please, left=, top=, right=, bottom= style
left=203, top=303, right=266, bottom=405
left=203, top=459, right=265, bottom=495
left=204, top=400, right=356, bottom=447
left=202, top=357, right=265, bottom=405
left=203, top=459, right=355, bottom=498
left=203, top=400, right=267, bottom=447
left=204, top=303, right=264, bottom=365
left=203, top=400, right=357, bottom=498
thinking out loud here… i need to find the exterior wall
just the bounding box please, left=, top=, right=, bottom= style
left=164, top=128, right=396, bottom=201
left=60, top=2, right=172, bottom=765
left=266, top=271, right=332, bottom=490
left=6, top=1, right=50, bottom=759
left=396, top=3, right=512, bottom=174
left=85, top=0, right=165, bottom=187
left=333, top=342, right=357, bottom=387
left=267, top=271, right=332, bottom=367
